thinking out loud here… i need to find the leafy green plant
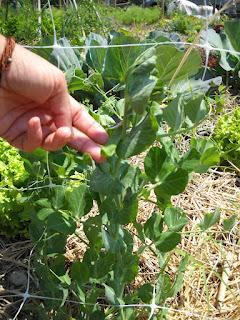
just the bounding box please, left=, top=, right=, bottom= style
left=62, top=1, right=107, bottom=42
left=17, top=30, right=224, bottom=319
left=161, top=12, right=203, bottom=41
left=212, top=84, right=229, bottom=114
left=200, top=20, right=240, bottom=88
left=0, top=139, right=29, bottom=236
left=0, top=0, right=39, bottom=43
left=0, top=1, right=108, bottom=45
left=213, top=106, right=240, bottom=169
left=199, top=209, right=221, bottom=231
left=112, top=5, right=162, bottom=26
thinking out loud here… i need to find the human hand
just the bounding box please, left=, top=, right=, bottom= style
left=0, top=36, right=108, bottom=162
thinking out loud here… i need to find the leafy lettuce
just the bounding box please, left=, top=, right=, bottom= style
left=0, top=139, right=29, bottom=236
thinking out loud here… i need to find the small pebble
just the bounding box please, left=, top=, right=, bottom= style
left=9, top=270, right=27, bottom=287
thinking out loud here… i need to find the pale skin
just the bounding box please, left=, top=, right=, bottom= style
left=0, top=35, right=108, bottom=162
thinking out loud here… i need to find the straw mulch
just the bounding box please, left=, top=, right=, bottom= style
left=135, top=169, right=240, bottom=320
left=0, top=169, right=239, bottom=320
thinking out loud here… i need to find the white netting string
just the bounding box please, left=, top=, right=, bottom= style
left=0, top=0, right=240, bottom=319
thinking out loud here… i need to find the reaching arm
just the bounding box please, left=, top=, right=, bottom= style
left=0, top=35, right=108, bottom=162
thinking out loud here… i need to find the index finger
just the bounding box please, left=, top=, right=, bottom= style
left=70, top=96, right=108, bottom=145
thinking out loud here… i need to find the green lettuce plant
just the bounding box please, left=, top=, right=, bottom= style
left=0, top=139, right=29, bottom=236
left=213, top=107, right=240, bottom=168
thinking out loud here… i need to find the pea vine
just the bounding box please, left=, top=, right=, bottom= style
left=19, top=21, right=239, bottom=319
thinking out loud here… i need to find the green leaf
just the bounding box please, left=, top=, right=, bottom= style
left=127, top=75, right=157, bottom=114
left=66, top=184, right=89, bottom=217
left=75, top=284, right=86, bottom=303
left=90, top=168, right=122, bottom=195
left=117, top=112, right=158, bottom=158
left=49, top=255, right=71, bottom=287
left=29, top=218, right=45, bottom=242
left=156, top=46, right=201, bottom=87
left=200, top=147, right=220, bottom=167
left=191, top=138, right=217, bottom=156
left=101, top=144, right=117, bottom=158
left=156, top=273, right=172, bottom=302
left=83, top=216, right=103, bottom=248
left=163, top=95, right=185, bottom=131
left=144, top=212, right=163, bottom=241
left=180, top=148, right=202, bottom=172
left=158, top=133, right=180, bottom=163
left=126, top=47, right=157, bottom=114
left=164, top=207, right=188, bottom=232
left=155, top=168, right=189, bottom=198
left=49, top=254, right=65, bottom=274
left=52, top=186, right=65, bottom=210
left=68, top=68, right=86, bottom=92
left=86, top=33, right=108, bottom=73
left=156, top=232, right=181, bottom=252
left=47, top=212, right=77, bottom=235
left=147, top=30, right=182, bottom=45
left=103, top=35, right=143, bottom=83
left=90, top=311, right=105, bottom=320
left=102, top=224, right=133, bottom=254
left=171, top=77, right=222, bottom=100
left=116, top=253, right=139, bottom=283
left=117, top=189, right=138, bottom=224
left=71, top=261, right=89, bottom=285
left=181, top=138, right=220, bottom=173
left=45, top=234, right=67, bottom=256
left=224, top=20, right=240, bottom=52
left=199, top=209, right=221, bottom=231
left=223, top=215, right=237, bottom=232
left=52, top=37, right=83, bottom=73
left=144, top=146, right=167, bottom=182
left=140, top=187, right=151, bottom=200
left=163, top=94, right=208, bottom=131
left=170, top=254, right=190, bottom=297
left=37, top=208, right=55, bottom=221
left=83, top=250, right=114, bottom=280
left=104, top=285, right=120, bottom=305
left=184, top=96, right=209, bottom=128
left=119, top=163, right=142, bottom=194
left=35, top=198, right=52, bottom=208
left=69, top=70, right=103, bottom=94
left=88, top=72, right=104, bottom=90
left=138, top=283, right=153, bottom=303
left=200, top=29, right=237, bottom=72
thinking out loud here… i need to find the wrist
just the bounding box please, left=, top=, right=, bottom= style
left=0, top=35, right=6, bottom=58
left=0, top=35, right=16, bottom=83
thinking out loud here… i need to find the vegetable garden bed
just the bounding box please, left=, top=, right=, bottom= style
left=0, top=2, right=240, bottom=320
left=0, top=168, right=239, bottom=319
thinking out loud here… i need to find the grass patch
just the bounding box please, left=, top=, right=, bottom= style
left=113, top=5, right=162, bottom=26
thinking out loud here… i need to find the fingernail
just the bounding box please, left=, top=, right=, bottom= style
left=98, top=131, right=109, bottom=145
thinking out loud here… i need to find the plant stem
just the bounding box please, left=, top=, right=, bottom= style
left=121, top=99, right=129, bottom=137
left=114, top=99, right=130, bottom=176
left=140, top=197, right=158, bottom=205
left=74, top=231, right=89, bottom=246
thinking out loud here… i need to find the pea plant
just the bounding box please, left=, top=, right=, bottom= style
left=20, top=27, right=239, bottom=319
